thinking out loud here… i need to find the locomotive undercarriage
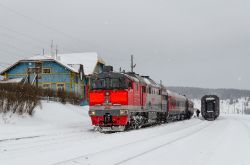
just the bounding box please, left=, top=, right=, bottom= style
left=203, top=112, right=217, bottom=121
left=94, top=110, right=192, bottom=132
left=167, top=112, right=191, bottom=122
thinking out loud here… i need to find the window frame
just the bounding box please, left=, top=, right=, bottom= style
left=56, top=83, right=66, bottom=91
left=42, top=68, right=52, bottom=74
left=42, top=83, right=51, bottom=89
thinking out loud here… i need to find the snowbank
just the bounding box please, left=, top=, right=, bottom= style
left=0, top=101, right=91, bottom=140
left=1, top=101, right=250, bottom=165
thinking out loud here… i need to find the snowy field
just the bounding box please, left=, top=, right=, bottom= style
left=1, top=101, right=250, bottom=165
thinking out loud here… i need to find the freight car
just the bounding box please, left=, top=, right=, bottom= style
left=88, top=66, right=194, bottom=132
left=201, top=95, right=220, bottom=120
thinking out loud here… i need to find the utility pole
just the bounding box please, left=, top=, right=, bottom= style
left=160, top=80, right=163, bottom=109
left=42, top=49, right=45, bottom=56
left=50, top=40, right=54, bottom=57
left=35, top=69, right=38, bottom=87
left=55, top=45, right=58, bottom=60
left=130, top=55, right=136, bottom=72
left=27, top=71, right=30, bottom=84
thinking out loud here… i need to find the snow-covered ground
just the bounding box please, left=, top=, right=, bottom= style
left=1, top=101, right=250, bottom=165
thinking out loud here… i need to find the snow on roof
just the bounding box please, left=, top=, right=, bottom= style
left=0, top=52, right=105, bottom=75
left=167, top=90, right=186, bottom=99
left=26, top=55, right=54, bottom=60
left=124, top=74, right=140, bottom=82
left=143, top=77, right=152, bottom=85
left=58, top=52, right=105, bottom=75
left=142, top=77, right=160, bottom=88
left=68, top=64, right=81, bottom=72
left=0, top=77, right=24, bottom=84
left=22, top=55, right=79, bottom=73
left=206, top=97, right=216, bottom=101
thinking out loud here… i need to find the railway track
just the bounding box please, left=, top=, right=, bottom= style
left=53, top=119, right=213, bottom=165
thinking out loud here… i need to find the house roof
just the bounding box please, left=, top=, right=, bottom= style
left=0, top=55, right=78, bottom=74
left=27, top=55, right=79, bottom=73
left=58, top=52, right=105, bottom=75
left=0, top=52, right=105, bottom=75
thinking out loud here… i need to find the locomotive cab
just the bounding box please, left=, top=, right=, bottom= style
left=89, top=67, right=132, bottom=131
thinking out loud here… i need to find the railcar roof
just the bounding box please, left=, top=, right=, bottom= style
left=122, top=72, right=140, bottom=83
left=201, top=95, right=219, bottom=100
left=141, top=77, right=160, bottom=88
left=167, top=90, right=187, bottom=99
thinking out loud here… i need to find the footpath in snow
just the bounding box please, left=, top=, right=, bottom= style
left=0, top=101, right=250, bottom=165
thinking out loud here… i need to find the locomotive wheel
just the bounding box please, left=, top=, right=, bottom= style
left=181, top=114, right=185, bottom=120
left=130, top=115, right=143, bottom=129
left=177, top=115, right=181, bottom=121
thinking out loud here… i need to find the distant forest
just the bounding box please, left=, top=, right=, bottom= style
left=168, top=87, right=250, bottom=100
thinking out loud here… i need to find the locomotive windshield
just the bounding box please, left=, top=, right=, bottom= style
left=91, top=77, right=128, bottom=90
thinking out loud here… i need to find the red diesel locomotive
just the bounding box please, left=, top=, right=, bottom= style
left=89, top=66, right=194, bottom=131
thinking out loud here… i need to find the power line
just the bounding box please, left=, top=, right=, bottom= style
left=0, top=62, right=11, bottom=65
left=0, top=2, right=128, bottom=60
left=0, top=2, right=127, bottom=59
left=0, top=31, right=44, bottom=49
left=0, top=24, right=48, bottom=46
left=0, top=24, right=82, bottom=53
left=0, top=40, right=35, bottom=55
left=0, top=48, right=23, bottom=57
left=0, top=2, right=96, bottom=50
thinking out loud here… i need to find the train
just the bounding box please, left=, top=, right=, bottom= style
left=201, top=95, right=220, bottom=120
left=88, top=66, right=194, bottom=132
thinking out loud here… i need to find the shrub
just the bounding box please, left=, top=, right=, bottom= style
left=0, top=83, right=41, bottom=115
left=0, top=83, right=82, bottom=115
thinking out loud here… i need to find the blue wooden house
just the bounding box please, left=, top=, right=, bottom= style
left=0, top=52, right=105, bottom=104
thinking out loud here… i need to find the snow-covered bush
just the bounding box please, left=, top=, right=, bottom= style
left=0, top=84, right=41, bottom=115
left=0, top=84, right=82, bottom=115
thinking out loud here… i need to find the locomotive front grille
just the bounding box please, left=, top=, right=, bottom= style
left=95, top=110, right=121, bottom=116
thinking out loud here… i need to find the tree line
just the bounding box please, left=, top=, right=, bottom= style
left=168, top=86, right=250, bottom=100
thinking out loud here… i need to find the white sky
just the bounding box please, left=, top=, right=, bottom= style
left=0, top=0, right=249, bottom=89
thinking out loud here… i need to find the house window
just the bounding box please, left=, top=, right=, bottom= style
left=43, top=83, right=51, bottom=89
left=57, top=83, right=65, bottom=91
left=43, top=68, right=51, bottom=74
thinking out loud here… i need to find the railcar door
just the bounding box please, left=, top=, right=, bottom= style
left=141, top=86, right=146, bottom=109
left=206, top=100, right=215, bottom=112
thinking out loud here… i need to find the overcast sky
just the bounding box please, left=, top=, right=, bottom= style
left=0, top=0, right=249, bottom=89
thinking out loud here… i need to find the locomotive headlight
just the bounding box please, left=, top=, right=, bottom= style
left=120, top=109, right=128, bottom=116
left=89, top=110, right=96, bottom=116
